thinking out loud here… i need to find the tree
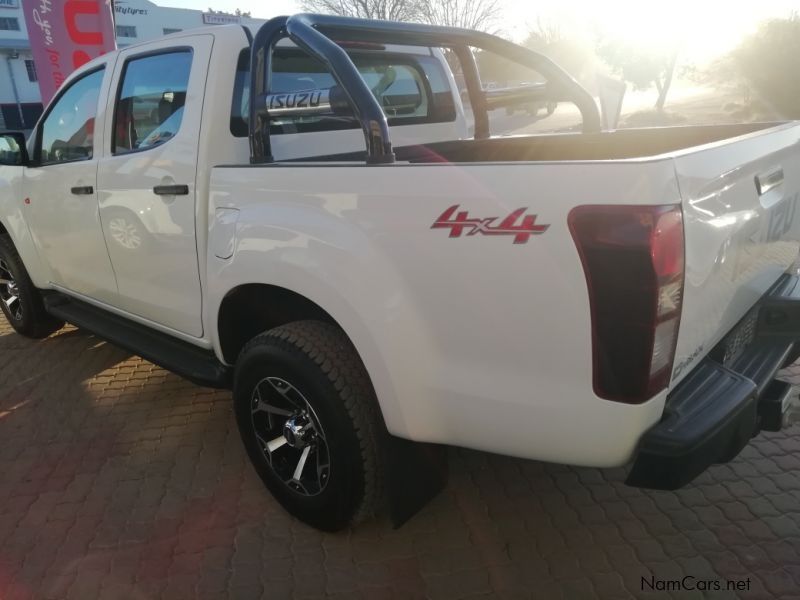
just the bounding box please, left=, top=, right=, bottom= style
left=206, top=7, right=251, bottom=17
left=597, top=40, right=679, bottom=111
left=524, top=18, right=597, bottom=88
left=419, top=0, right=501, bottom=32
left=300, top=0, right=500, bottom=31
left=523, top=17, right=563, bottom=49
left=299, top=0, right=423, bottom=22
left=728, top=14, right=800, bottom=118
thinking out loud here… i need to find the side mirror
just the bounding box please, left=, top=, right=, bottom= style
left=0, top=132, right=29, bottom=166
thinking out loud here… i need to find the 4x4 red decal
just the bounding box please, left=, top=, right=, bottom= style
left=431, top=204, right=550, bottom=244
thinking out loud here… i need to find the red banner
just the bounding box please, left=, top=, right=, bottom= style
left=21, top=0, right=117, bottom=105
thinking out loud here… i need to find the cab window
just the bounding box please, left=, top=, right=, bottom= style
left=39, top=68, right=104, bottom=165
left=230, top=47, right=456, bottom=136
left=113, top=50, right=192, bottom=154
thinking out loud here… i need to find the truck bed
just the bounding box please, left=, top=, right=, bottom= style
left=285, top=122, right=783, bottom=163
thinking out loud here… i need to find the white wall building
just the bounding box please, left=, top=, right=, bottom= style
left=0, top=0, right=266, bottom=129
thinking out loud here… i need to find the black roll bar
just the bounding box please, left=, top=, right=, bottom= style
left=249, top=14, right=602, bottom=164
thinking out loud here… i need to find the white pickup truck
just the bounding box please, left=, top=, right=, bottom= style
left=1, top=15, right=799, bottom=531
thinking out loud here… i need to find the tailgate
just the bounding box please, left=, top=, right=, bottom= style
left=671, top=122, right=800, bottom=388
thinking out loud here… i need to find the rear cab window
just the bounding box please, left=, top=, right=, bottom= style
left=113, top=50, right=193, bottom=154
left=230, top=46, right=456, bottom=137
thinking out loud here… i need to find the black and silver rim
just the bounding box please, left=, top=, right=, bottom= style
left=0, top=258, right=22, bottom=321
left=251, top=376, right=330, bottom=496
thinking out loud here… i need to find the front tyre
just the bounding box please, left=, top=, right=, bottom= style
left=0, top=234, right=63, bottom=338
left=233, top=320, right=383, bottom=531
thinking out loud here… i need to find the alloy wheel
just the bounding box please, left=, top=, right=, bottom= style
left=250, top=376, right=331, bottom=496
left=0, top=258, right=22, bottom=321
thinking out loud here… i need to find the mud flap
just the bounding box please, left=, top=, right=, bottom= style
left=383, top=434, right=448, bottom=528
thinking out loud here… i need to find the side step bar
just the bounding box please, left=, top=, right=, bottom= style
left=44, top=292, right=232, bottom=389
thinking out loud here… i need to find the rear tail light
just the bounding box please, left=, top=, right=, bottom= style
left=568, top=204, right=685, bottom=403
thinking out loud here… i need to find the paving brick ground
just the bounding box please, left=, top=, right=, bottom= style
left=1, top=321, right=799, bottom=599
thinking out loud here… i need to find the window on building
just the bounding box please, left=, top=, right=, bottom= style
left=24, top=60, right=37, bottom=83
left=163, top=28, right=182, bottom=35
left=40, top=69, right=104, bottom=164
left=116, top=25, right=137, bottom=38
left=0, top=17, right=20, bottom=31
left=113, top=50, right=193, bottom=154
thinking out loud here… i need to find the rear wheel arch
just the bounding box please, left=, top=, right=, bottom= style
left=217, top=282, right=410, bottom=442
left=218, top=283, right=346, bottom=363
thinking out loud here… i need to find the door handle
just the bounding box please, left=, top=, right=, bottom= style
left=755, top=168, right=783, bottom=196
left=153, top=184, right=189, bottom=196
left=70, top=186, right=94, bottom=195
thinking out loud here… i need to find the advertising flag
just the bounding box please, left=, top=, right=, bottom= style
left=21, top=0, right=117, bottom=104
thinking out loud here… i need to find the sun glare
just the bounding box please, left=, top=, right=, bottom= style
left=506, top=0, right=795, bottom=63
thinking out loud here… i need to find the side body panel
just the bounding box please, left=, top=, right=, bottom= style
left=207, top=160, right=680, bottom=467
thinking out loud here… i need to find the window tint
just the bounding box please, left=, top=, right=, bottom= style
left=113, top=50, right=192, bottom=154
left=230, top=48, right=456, bottom=136
left=40, top=69, right=104, bottom=165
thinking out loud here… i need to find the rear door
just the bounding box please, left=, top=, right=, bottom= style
left=97, top=35, right=212, bottom=337
left=671, top=123, right=800, bottom=387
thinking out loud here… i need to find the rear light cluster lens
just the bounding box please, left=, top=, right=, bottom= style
left=568, top=204, right=685, bottom=404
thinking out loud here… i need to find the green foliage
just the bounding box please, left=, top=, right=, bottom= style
left=731, top=14, right=800, bottom=118
left=596, top=41, right=672, bottom=92
left=596, top=38, right=678, bottom=109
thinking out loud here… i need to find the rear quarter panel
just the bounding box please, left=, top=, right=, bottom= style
left=208, top=159, right=679, bottom=467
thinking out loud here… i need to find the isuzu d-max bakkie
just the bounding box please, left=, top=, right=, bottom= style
left=1, top=15, right=799, bottom=531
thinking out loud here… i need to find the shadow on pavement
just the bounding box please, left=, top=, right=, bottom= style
left=0, top=322, right=798, bottom=599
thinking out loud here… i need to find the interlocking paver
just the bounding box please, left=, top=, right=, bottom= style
left=1, top=322, right=800, bottom=599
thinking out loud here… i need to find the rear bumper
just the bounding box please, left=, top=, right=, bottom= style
left=627, top=274, right=800, bottom=490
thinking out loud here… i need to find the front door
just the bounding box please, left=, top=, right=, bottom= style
left=24, top=66, right=119, bottom=304
left=97, top=36, right=212, bottom=337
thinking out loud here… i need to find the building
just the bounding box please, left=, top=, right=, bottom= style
left=0, top=0, right=266, bottom=130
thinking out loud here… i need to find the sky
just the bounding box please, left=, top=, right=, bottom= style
left=159, top=0, right=299, bottom=17
left=158, top=0, right=798, bottom=62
